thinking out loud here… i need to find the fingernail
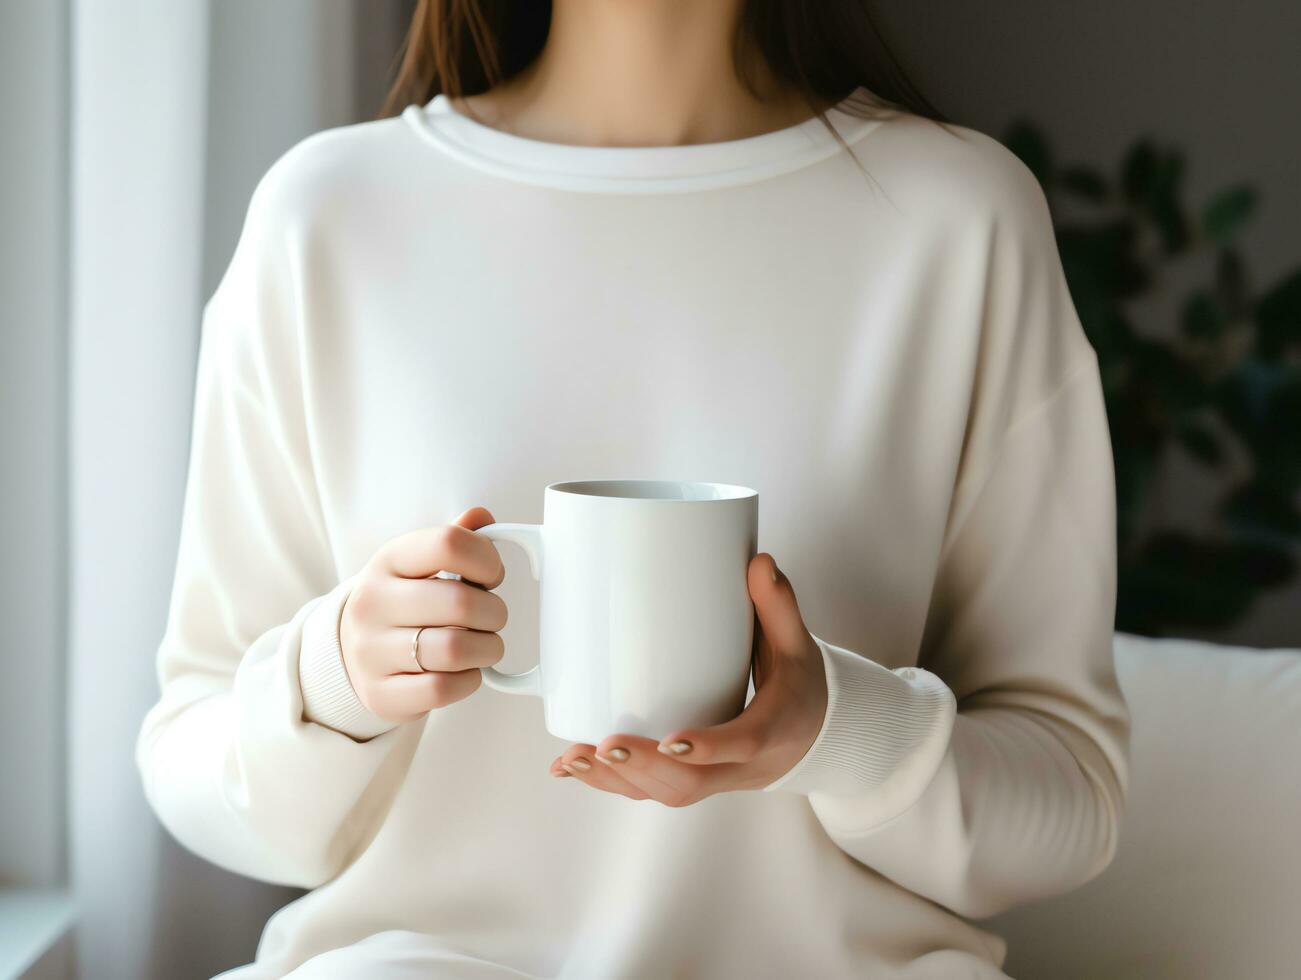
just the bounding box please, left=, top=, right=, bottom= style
left=598, top=747, right=630, bottom=763
left=552, top=769, right=570, bottom=777
left=658, top=740, right=693, bottom=756
left=569, top=757, right=592, bottom=772
left=561, top=763, right=579, bottom=776
left=770, top=559, right=781, bottom=583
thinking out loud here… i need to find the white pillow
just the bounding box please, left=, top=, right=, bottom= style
left=988, top=630, right=1301, bottom=979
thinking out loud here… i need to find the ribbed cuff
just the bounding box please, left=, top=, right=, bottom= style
left=763, top=635, right=956, bottom=799
left=298, top=575, right=398, bottom=741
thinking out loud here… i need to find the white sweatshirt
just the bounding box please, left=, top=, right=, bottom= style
left=138, top=87, right=1129, bottom=979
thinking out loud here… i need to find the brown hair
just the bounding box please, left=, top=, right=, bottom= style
left=375, top=0, right=953, bottom=156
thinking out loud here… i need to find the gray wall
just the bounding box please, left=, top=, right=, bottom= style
left=884, top=1, right=1300, bottom=282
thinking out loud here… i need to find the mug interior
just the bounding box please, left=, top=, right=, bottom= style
left=548, top=480, right=756, bottom=502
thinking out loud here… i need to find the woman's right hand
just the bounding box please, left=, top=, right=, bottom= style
left=339, top=506, right=508, bottom=724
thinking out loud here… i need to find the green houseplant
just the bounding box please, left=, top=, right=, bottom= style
left=1003, top=121, right=1301, bottom=636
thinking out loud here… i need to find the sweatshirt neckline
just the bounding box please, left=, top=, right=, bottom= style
left=401, top=87, right=885, bottom=194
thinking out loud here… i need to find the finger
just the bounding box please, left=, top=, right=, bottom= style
left=551, top=745, right=650, bottom=800
left=747, top=553, right=814, bottom=657
left=446, top=508, right=501, bottom=585
left=369, top=576, right=508, bottom=631
left=364, top=667, right=482, bottom=720
left=592, top=735, right=749, bottom=805
left=453, top=506, right=496, bottom=531
left=655, top=694, right=778, bottom=766
left=375, top=521, right=506, bottom=587
left=396, top=625, right=504, bottom=673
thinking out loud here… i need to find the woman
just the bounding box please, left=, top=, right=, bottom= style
left=138, top=1, right=1129, bottom=977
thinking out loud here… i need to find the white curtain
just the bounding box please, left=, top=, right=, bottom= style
left=66, top=3, right=406, bottom=976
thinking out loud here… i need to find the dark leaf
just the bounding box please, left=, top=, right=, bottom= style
left=1130, top=337, right=1209, bottom=414
left=1058, top=220, right=1149, bottom=301
left=1175, top=419, right=1223, bottom=467
left=1202, top=185, right=1258, bottom=243
left=1061, top=166, right=1108, bottom=202
left=1254, top=371, right=1301, bottom=480
left=1214, top=249, right=1249, bottom=319
left=1087, top=308, right=1138, bottom=369
left=1003, top=121, right=1053, bottom=184
left=1181, top=290, right=1224, bottom=340
left=1120, top=140, right=1158, bottom=206
left=1221, top=479, right=1301, bottom=539
left=1150, top=151, right=1189, bottom=254
left=1212, top=360, right=1301, bottom=456
left=1117, top=532, right=1292, bottom=631
left=1212, top=361, right=1267, bottom=445
left=1256, top=267, right=1301, bottom=358
left=1114, top=450, right=1155, bottom=549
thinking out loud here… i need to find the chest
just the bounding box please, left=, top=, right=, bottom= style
left=300, top=193, right=984, bottom=658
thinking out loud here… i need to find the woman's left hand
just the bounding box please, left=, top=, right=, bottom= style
left=549, top=553, right=828, bottom=805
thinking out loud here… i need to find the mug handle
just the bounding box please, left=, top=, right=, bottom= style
left=474, top=523, right=544, bottom=697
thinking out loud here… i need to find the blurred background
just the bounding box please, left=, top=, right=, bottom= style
left=1, top=2, right=1297, bottom=978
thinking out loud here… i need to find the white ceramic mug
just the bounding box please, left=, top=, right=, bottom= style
left=474, top=480, right=758, bottom=744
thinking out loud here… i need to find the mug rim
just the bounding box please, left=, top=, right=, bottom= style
left=546, top=479, right=757, bottom=502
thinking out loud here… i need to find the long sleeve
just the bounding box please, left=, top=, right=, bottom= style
left=136, top=147, right=416, bottom=889
left=764, top=151, right=1130, bottom=920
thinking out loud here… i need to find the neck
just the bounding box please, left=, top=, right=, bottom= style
left=454, top=0, right=828, bottom=148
